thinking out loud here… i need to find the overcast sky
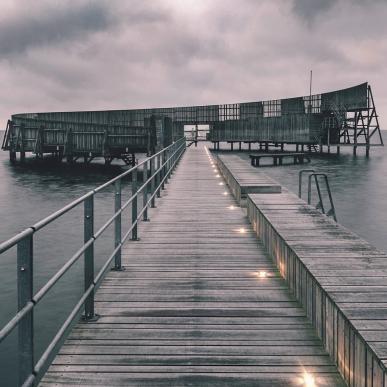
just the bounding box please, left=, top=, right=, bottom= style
left=1, top=0, right=386, bottom=127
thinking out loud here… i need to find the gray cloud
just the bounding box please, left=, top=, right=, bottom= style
left=0, top=0, right=386, bottom=128
left=0, top=0, right=170, bottom=57
left=0, top=2, right=113, bottom=56
left=292, top=0, right=337, bottom=21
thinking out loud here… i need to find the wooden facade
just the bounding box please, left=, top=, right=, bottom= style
left=1, top=82, right=382, bottom=162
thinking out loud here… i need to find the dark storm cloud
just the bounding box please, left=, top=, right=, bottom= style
left=0, top=2, right=112, bottom=55
left=0, top=1, right=169, bottom=57
left=292, top=0, right=337, bottom=21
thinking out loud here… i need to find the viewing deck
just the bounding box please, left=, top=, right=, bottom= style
left=40, top=145, right=345, bottom=386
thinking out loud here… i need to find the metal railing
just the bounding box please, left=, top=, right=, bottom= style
left=298, top=169, right=337, bottom=222
left=0, top=137, right=186, bottom=387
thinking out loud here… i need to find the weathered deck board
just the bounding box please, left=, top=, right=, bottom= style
left=216, top=154, right=281, bottom=204
left=247, top=188, right=387, bottom=386
left=40, top=144, right=345, bottom=386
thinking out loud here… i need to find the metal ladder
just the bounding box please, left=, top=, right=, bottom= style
left=298, top=169, right=337, bottom=222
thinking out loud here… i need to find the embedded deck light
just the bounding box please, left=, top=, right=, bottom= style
left=258, top=271, right=267, bottom=278
left=238, top=227, right=246, bottom=234
left=228, top=205, right=235, bottom=210
left=302, top=373, right=316, bottom=387
left=223, top=191, right=228, bottom=196
left=219, top=182, right=224, bottom=186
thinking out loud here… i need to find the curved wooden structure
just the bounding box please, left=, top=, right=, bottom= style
left=1, top=82, right=382, bottom=163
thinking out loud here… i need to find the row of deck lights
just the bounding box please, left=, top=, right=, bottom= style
left=205, top=148, right=317, bottom=387
left=205, top=146, right=228, bottom=196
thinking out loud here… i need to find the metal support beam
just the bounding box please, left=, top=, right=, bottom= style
left=131, top=170, right=139, bottom=240
left=17, top=234, right=34, bottom=386
left=83, top=195, right=97, bottom=321
left=113, top=179, right=123, bottom=270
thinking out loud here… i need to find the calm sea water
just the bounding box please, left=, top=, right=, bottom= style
left=0, top=130, right=136, bottom=386
left=229, top=137, right=387, bottom=251
left=1, top=132, right=387, bottom=385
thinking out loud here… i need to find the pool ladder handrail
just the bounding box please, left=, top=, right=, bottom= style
left=299, top=169, right=337, bottom=222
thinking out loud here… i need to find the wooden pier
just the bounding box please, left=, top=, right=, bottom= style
left=39, top=145, right=345, bottom=386
left=3, top=141, right=387, bottom=386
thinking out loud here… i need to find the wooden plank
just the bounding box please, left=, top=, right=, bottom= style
left=40, top=145, right=344, bottom=386
left=247, top=189, right=387, bottom=385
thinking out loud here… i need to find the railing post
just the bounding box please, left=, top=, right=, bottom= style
left=150, top=157, right=156, bottom=208
left=113, top=179, right=123, bottom=270
left=84, top=195, right=96, bottom=320
left=131, top=170, right=139, bottom=240
left=161, top=152, right=166, bottom=189
left=143, top=161, right=149, bottom=221
left=156, top=154, right=161, bottom=198
left=307, top=175, right=312, bottom=205
left=165, top=149, right=170, bottom=184
left=17, top=234, right=34, bottom=386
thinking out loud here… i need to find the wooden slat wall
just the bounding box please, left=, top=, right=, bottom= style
left=209, top=115, right=323, bottom=144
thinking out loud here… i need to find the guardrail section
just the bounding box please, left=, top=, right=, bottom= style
left=247, top=191, right=387, bottom=387
left=0, top=138, right=186, bottom=387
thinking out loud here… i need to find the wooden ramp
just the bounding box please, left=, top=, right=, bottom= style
left=40, top=144, right=345, bottom=386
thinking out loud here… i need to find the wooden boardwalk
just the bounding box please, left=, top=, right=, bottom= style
left=40, top=145, right=345, bottom=386
left=247, top=190, right=387, bottom=386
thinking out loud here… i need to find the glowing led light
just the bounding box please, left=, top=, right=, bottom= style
left=216, top=174, right=220, bottom=178
left=258, top=271, right=267, bottom=278
left=219, top=182, right=224, bottom=186
left=228, top=205, right=235, bottom=210
left=223, top=191, right=228, bottom=196
left=302, top=373, right=316, bottom=387
left=238, top=228, right=246, bottom=234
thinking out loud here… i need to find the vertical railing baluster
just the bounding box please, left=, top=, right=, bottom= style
left=161, top=151, right=166, bottom=190
left=131, top=170, right=139, bottom=240
left=165, top=149, right=169, bottom=185
left=114, top=179, right=122, bottom=270
left=156, top=154, right=161, bottom=198
left=150, top=157, right=155, bottom=208
left=84, top=195, right=96, bottom=320
left=17, top=234, right=34, bottom=386
left=143, top=161, right=149, bottom=221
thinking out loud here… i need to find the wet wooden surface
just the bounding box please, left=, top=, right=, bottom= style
left=40, top=145, right=345, bottom=386
left=248, top=189, right=387, bottom=385
left=216, top=154, right=281, bottom=203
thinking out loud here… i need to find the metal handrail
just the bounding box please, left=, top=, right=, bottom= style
left=299, top=169, right=337, bottom=222
left=0, top=137, right=186, bottom=387
left=298, top=169, right=315, bottom=198
left=307, top=173, right=337, bottom=222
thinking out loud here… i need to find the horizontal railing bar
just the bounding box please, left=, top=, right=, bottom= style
left=93, top=140, right=182, bottom=193
left=34, top=284, right=94, bottom=377
left=0, top=301, right=34, bottom=343
left=32, top=191, right=94, bottom=232
left=0, top=138, right=186, bottom=386
left=0, top=139, right=184, bottom=250
left=32, top=237, right=95, bottom=305
left=0, top=227, right=34, bottom=254
left=23, top=141, right=186, bottom=309
left=21, top=374, right=35, bottom=387
left=93, top=210, right=121, bottom=241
